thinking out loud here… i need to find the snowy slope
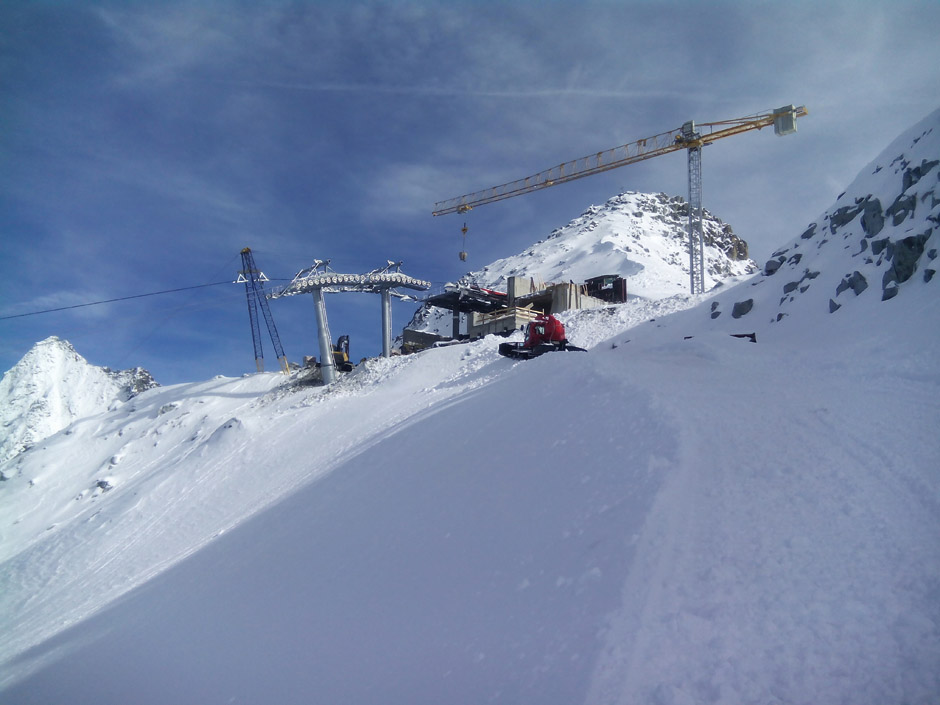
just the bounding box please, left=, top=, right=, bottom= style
left=694, top=106, right=940, bottom=333
left=0, top=337, right=156, bottom=464
left=1, top=109, right=939, bottom=704
left=474, top=191, right=757, bottom=299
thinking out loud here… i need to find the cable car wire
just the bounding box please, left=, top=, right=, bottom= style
left=0, top=281, right=234, bottom=321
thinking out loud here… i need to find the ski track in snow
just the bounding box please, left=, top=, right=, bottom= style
left=586, top=335, right=940, bottom=704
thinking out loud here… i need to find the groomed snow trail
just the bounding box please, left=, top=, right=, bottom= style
left=585, top=330, right=940, bottom=704
left=3, top=291, right=938, bottom=704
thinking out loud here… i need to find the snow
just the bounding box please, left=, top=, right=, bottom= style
left=473, top=191, right=757, bottom=300
left=1, top=109, right=939, bottom=704
left=407, top=191, right=756, bottom=338
left=0, top=336, right=156, bottom=464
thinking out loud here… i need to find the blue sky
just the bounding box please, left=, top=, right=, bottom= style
left=2, top=1, right=939, bottom=384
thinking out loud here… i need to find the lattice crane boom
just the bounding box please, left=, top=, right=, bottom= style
left=432, top=104, right=807, bottom=294
left=237, top=247, right=289, bottom=374
left=432, top=106, right=807, bottom=217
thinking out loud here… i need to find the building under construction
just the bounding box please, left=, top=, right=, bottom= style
left=402, top=273, right=627, bottom=352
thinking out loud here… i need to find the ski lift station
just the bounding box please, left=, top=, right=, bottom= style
left=269, top=259, right=431, bottom=384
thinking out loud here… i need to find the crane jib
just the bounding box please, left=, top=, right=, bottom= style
left=431, top=105, right=807, bottom=217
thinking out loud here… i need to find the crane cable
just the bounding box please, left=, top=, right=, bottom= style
left=459, top=222, right=469, bottom=262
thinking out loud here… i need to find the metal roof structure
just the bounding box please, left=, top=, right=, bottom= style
left=270, top=260, right=431, bottom=299
left=424, top=285, right=508, bottom=315
left=269, top=260, right=431, bottom=386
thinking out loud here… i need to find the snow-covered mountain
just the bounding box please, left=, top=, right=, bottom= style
left=697, top=106, right=939, bottom=329
left=0, top=337, right=157, bottom=465
left=407, top=191, right=757, bottom=336
left=0, top=109, right=938, bottom=705
left=474, top=191, right=757, bottom=298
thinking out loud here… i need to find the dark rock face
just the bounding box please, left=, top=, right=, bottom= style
left=826, top=195, right=886, bottom=238
left=836, top=271, right=869, bottom=297
left=731, top=299, right=754, bottom=318
left=106, top=367, right=160, bottom=400
left=859, top=198, right=885, bottom=237
left=753, top=115, right=937, bottom=325
left=886, top=193, right=917, bottom=226
left=764, top=257, right=785, bottom=275
left=700, top=114, right=940, bottom=338
left=881, top=231, right=932, bottom=299
left=902, top=158, right=939, bottom=191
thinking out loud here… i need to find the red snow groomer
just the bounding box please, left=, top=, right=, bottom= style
left=497, top=313, right=586, bottom=360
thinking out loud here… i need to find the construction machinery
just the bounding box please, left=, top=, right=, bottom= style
left=498, top=314, right=586, bottom=360
left=312, top=335, right=354, bottom=373
left=331, top=335, right=354, bottom=372
left=433, top=105, right=808, bottom=295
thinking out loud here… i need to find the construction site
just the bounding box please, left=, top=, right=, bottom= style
left=238, top=243, right=628, bottom=377
left=401, top=274, right=628, bottom=353
left=237, top=105, right=805, bottom=382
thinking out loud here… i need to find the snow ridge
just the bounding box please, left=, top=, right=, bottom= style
left=406, top=191, right=758, bottom=337
left=473, top=191, right=757, bottom=299
left=0, top=336, right=157, bottom=465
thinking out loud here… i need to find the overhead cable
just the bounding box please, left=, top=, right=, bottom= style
left=0, top=281, right=234, bottom=321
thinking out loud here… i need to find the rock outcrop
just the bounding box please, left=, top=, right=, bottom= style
left=720, top=108, right=939, bottom=325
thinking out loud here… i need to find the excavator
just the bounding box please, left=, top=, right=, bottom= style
left=498, top=314, right=586, bottom=360
left=315, top=335, right=355, bottom=373
left=332, top=335, right=354, bottom=372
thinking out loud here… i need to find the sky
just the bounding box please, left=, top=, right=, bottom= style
left=2, top=0, right=939, bottom=384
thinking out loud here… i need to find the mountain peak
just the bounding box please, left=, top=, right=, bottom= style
left=473, top=190, right=757, bottom=300
left=406, top=190, right=759, bottom=339
left=0, top=339, right=158, bottom=465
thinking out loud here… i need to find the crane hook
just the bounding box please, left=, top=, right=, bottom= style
left=459, top=222, right=468, bottom=262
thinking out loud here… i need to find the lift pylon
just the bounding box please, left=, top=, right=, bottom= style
left=269, top=259, right=430, bottom=385
left=237, top=248, right=289, bottom=374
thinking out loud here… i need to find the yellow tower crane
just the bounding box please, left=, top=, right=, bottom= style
left=433, top=104, right=808, bottom=294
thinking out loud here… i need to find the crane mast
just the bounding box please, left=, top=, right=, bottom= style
left=433, top=105, right=807, bottom=294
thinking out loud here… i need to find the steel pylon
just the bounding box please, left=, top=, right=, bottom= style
left=237, top=248, right=289, bottom=373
